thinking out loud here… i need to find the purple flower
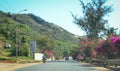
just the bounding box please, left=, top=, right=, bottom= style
left=110, top=36, right=120, bottom=47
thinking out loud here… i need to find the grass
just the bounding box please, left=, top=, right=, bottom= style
left=17, top=56, right=34, bottom=60
left=0, top=49, right=35, bottom=63
left=0, top=55, right=34, bottom=63
left=0, top=56, right=9, bottom=60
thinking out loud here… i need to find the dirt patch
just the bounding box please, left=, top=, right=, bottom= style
left=0, top=63, right=37, bottom=71
left=95, top=67, right=111, bottom=71
left=0, top=60, right=15, bottom=63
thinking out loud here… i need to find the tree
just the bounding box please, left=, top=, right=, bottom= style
left=72, top=0, right=112, bottom=39
left=37, top=36, right=55, bottom=53
left=79, top=37, right=99, bottom=58
left=107, top=27, right=117, bottom=36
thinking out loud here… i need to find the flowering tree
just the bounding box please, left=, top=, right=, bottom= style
left=79, top=37, right=101, bottom=59
left=90, top=48, right=97, bottom=58
left=96, top=39, right=114, bottom=59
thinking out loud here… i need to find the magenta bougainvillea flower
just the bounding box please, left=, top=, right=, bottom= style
left=110, top=36, right=120, bottom=57
left=95, top=36, right=120, bottom=58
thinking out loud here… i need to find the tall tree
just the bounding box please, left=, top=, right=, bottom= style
left=72, top=0, right=112, bottom=39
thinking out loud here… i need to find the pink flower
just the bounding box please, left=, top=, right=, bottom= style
left=110, top=36, right=116, bottom=44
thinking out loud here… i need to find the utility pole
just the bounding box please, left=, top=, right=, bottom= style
left=15, top=9, right=27, bottom=63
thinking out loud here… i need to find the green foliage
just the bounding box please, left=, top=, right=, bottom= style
left=18, top=43, right=30, bottom=56
left=107, top=27, right=118, bottom=36
left=37, top=36, right=55, bottom=52
left=72, top=0, right=112, bottom=39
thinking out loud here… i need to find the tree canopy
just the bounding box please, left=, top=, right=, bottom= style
left=72, top=0, right=112, bottom=39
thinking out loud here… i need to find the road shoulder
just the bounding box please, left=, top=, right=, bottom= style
left=0, top=63, right=38, bottom=71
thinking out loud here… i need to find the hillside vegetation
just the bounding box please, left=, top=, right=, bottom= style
left=0, top=11, right=79, bottom=59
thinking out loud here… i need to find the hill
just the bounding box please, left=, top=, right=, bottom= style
left=13, top=13, right=79, bottom=43
left=0, top=10, right=79, bottom=58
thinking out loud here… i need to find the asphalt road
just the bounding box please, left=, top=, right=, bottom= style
left=14, top=60, right=100, bottom=71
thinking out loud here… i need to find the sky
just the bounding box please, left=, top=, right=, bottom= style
left=0, top=0, right=120, bottom=36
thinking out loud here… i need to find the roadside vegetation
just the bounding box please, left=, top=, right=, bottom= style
left=72, top=0, right=120, bottom=61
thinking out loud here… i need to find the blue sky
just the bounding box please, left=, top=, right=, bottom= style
left=0, top=0, right=120, bottom=36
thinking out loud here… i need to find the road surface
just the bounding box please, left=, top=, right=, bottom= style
left=14, top=60, right=100, bottom=71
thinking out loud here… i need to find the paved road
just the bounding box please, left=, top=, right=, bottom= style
left=14, top=60, right=100, bottom=71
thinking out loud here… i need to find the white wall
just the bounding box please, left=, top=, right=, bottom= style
left=34, top=53, right=43, bottom=61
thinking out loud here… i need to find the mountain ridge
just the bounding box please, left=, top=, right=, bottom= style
left=12, top=13, right=79, bottom=42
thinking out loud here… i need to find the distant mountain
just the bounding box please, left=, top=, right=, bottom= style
left=0, top=11, right=79, bottom=54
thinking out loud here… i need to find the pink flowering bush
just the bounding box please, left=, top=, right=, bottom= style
left=110, top=36, right=120, bottom=57
left=90, top=48, right=97, bottom=58
left=79, top=38, right=99, bottom=58
left=93, top=36, right=120, bottom=59
left=81, top=35, right=120, bottom=59
left=96, top=39, right=113, bottom=59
